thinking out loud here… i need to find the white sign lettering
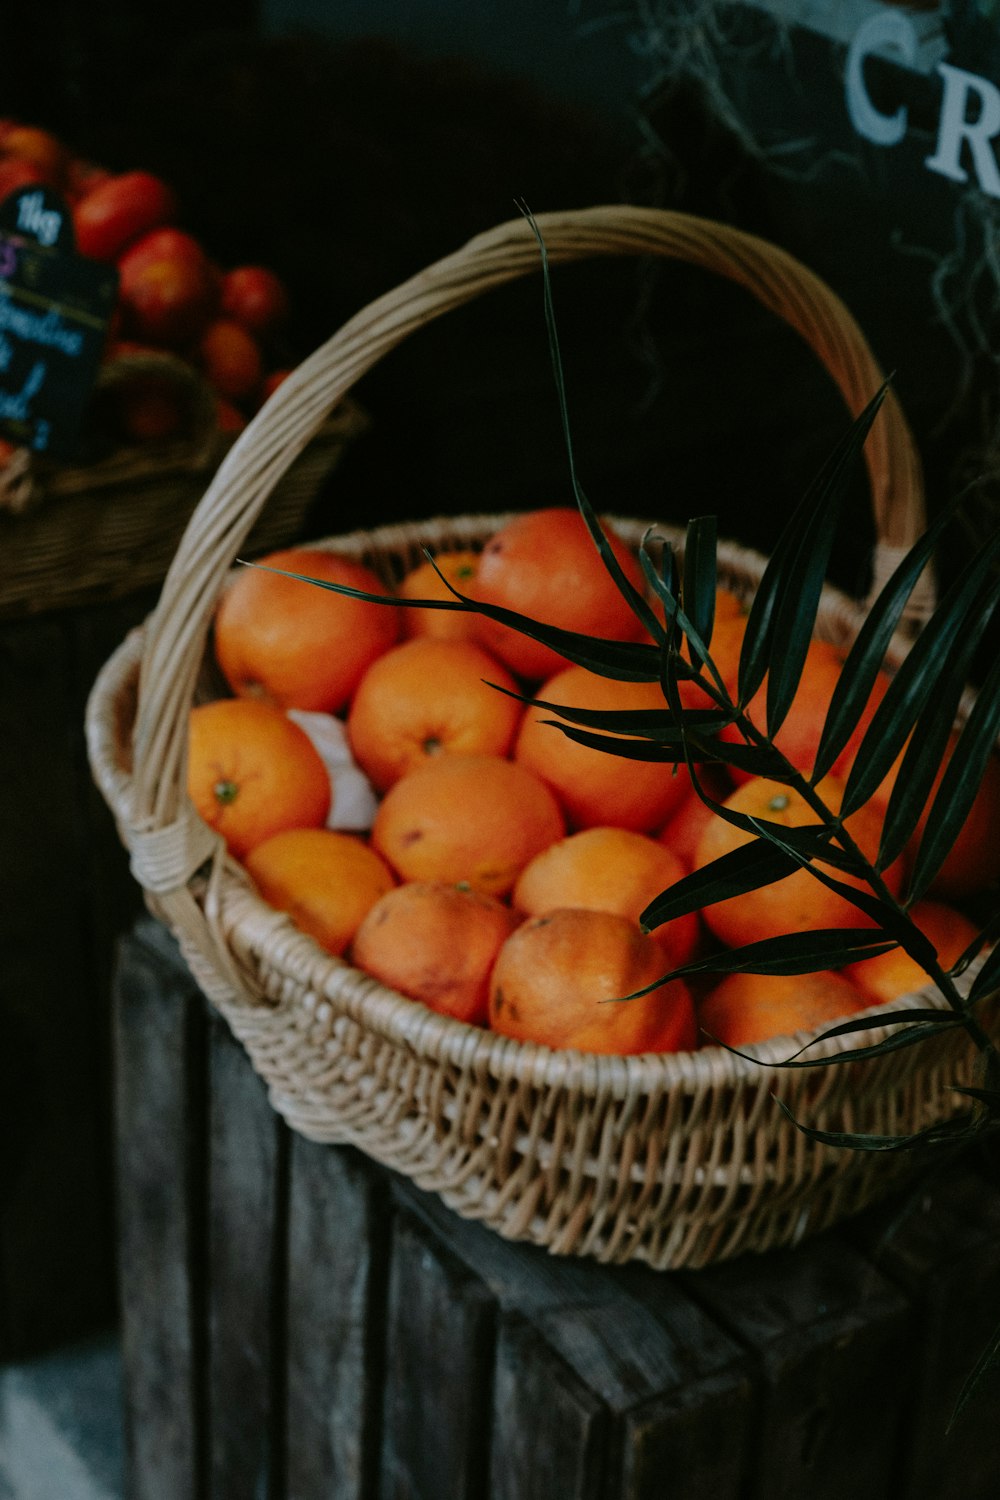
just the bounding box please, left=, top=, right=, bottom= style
left=0, top=359, right=45, bottom=422
left=845, top=14, right=1000, bottom=200
left=845, top=13, right=916, bottom=147
left=15, top=191, right=63, bottom=249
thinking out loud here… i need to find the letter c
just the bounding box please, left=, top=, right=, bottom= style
left=846, top=12, right=918, bottom=147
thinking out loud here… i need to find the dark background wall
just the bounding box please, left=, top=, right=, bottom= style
left=4, top=2, right=1000, bottom=604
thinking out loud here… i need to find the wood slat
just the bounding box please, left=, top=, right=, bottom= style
left=848, top=1154, right=1000, bottom=1500
left=394, top=1181, right=752, bottom=1500
left=491, top=1312, right=607, bottom=1500
left=114, top=915, right=208, bottom=1500
left=206, top=1007, right=288, bottom=1500
left=284, top=1137, right=389, bottom=1500
left=379, top=1204, right=496, bottom=1500
left=678, top=1233, right=912, bottom=1500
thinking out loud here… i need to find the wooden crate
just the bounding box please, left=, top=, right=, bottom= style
left=113, top=914, right=1000, bottom=1500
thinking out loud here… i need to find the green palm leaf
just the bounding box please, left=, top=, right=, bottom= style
left=756, top=821, right=932, bottom=954
left=737, top=384, right=888, bottom=710
left=681, top=515, right=719, bottom=650
left=949, top=1317, right=1000, bottom=1431
left=908, top=639, right=1000, bottom=901
left=638, top=545, right=732, bottom=704
left=874, top=606, right=989, bottom=870
left=485, top=687, right=729, bottom=739
left=247, top=561, right=665, bottom=682
left=640, top=839, right=800, bottom=929
left=841, top=533, right=1000, bottom=817
left=665, top=928, right=897, bottom=978
left=774, top=1101, right=979, bottom=1151
left=765, top=385, right=890, bottom=737
left=811, top=499, right=956, bottom=782
left=759, top=1012, right=966, bottom=1067
left=537, top=723, right=722, bottom=763
left=519, top=201, right=665, bottom=646
left=969, top=940, right=1000, bottom=1006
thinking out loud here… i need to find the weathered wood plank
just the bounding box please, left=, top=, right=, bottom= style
left=284, top=1138, right=390, bottom=1500
left=379, top=1203, right=496, bottom=1500
left=679, top=1232, right=912, bottom=1500
left=206, top=1006, right=288, bottom=1500
left=847, top=1153, right=1000, bottom=1500
left=395, top=1181, right=753, bottom=1500
left=491, top=1311, right=607, bottom=1500
left=114, top=915, right=208, bottom=1500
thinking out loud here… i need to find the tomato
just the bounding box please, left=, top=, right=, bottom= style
left=220, top=265, right=290, bottom=339
left=121, top=256, right=218, bottom=346
left=0, top=156, right=45, bottom=203
left=118, top=227, right=209, bottom=283
left=73, top=170, right=178, bottom=261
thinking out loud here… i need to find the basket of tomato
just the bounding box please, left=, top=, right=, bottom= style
left=0, top=122, right=367, bottom=618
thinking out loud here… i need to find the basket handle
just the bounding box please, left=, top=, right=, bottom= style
left=127, top=204, right=928, bottom=906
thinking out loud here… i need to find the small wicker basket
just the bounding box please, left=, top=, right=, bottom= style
left=0, top=351, right=368, bottom=619
left=87, top=206, right=982, bottom=1270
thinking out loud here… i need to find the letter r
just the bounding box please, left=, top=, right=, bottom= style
left=926, top=62, right=1000, bottom=197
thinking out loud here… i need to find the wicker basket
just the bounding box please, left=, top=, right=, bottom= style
left=86, top=206, right=982, bottom=1270
left=0, top=351, right=368, bottom=619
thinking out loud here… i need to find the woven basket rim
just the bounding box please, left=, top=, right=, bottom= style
left=218, top=868, right=958, bottom=1088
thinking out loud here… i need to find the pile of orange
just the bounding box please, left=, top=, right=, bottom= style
left=185, top=509, right=999, bottom=1058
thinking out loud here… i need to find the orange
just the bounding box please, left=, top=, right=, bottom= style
left=872, top=733, right=1000, bottom=899
left=350, top=880, right=520, bottom=1025
left=657, top=766, right=734, bottom=872
left=244, top=828, right=395, bottom=956
left=469, top=507, right=650, bottom=680
left=843, top=899, right=979, bottom=1005
left=187, top=698, right=331, bottom=859
left=697, top=968, right=870, bottom=1050
left=720, top=639, right=892, bottom=784
left=398, top=550, right=482, bottom=643
left=213, top=546, right=401, bottom=714
left=488, top=907, right=697, bottom=1054
left=371, top=753, right=565, bottom=897
left=346, top=637, right=523, bottom=792
left=713, top=586, right=747, bottom=624
left=694, top=774, right=906, bottom=949
left=514, top=664, right=693, bottom=833
left=512, top=826, right=700, bottom=966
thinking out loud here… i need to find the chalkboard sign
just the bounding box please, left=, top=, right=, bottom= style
left=0, top=186, right=118, bottom=460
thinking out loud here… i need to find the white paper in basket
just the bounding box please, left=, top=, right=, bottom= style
left=289, top=709, right=378, bottom=832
